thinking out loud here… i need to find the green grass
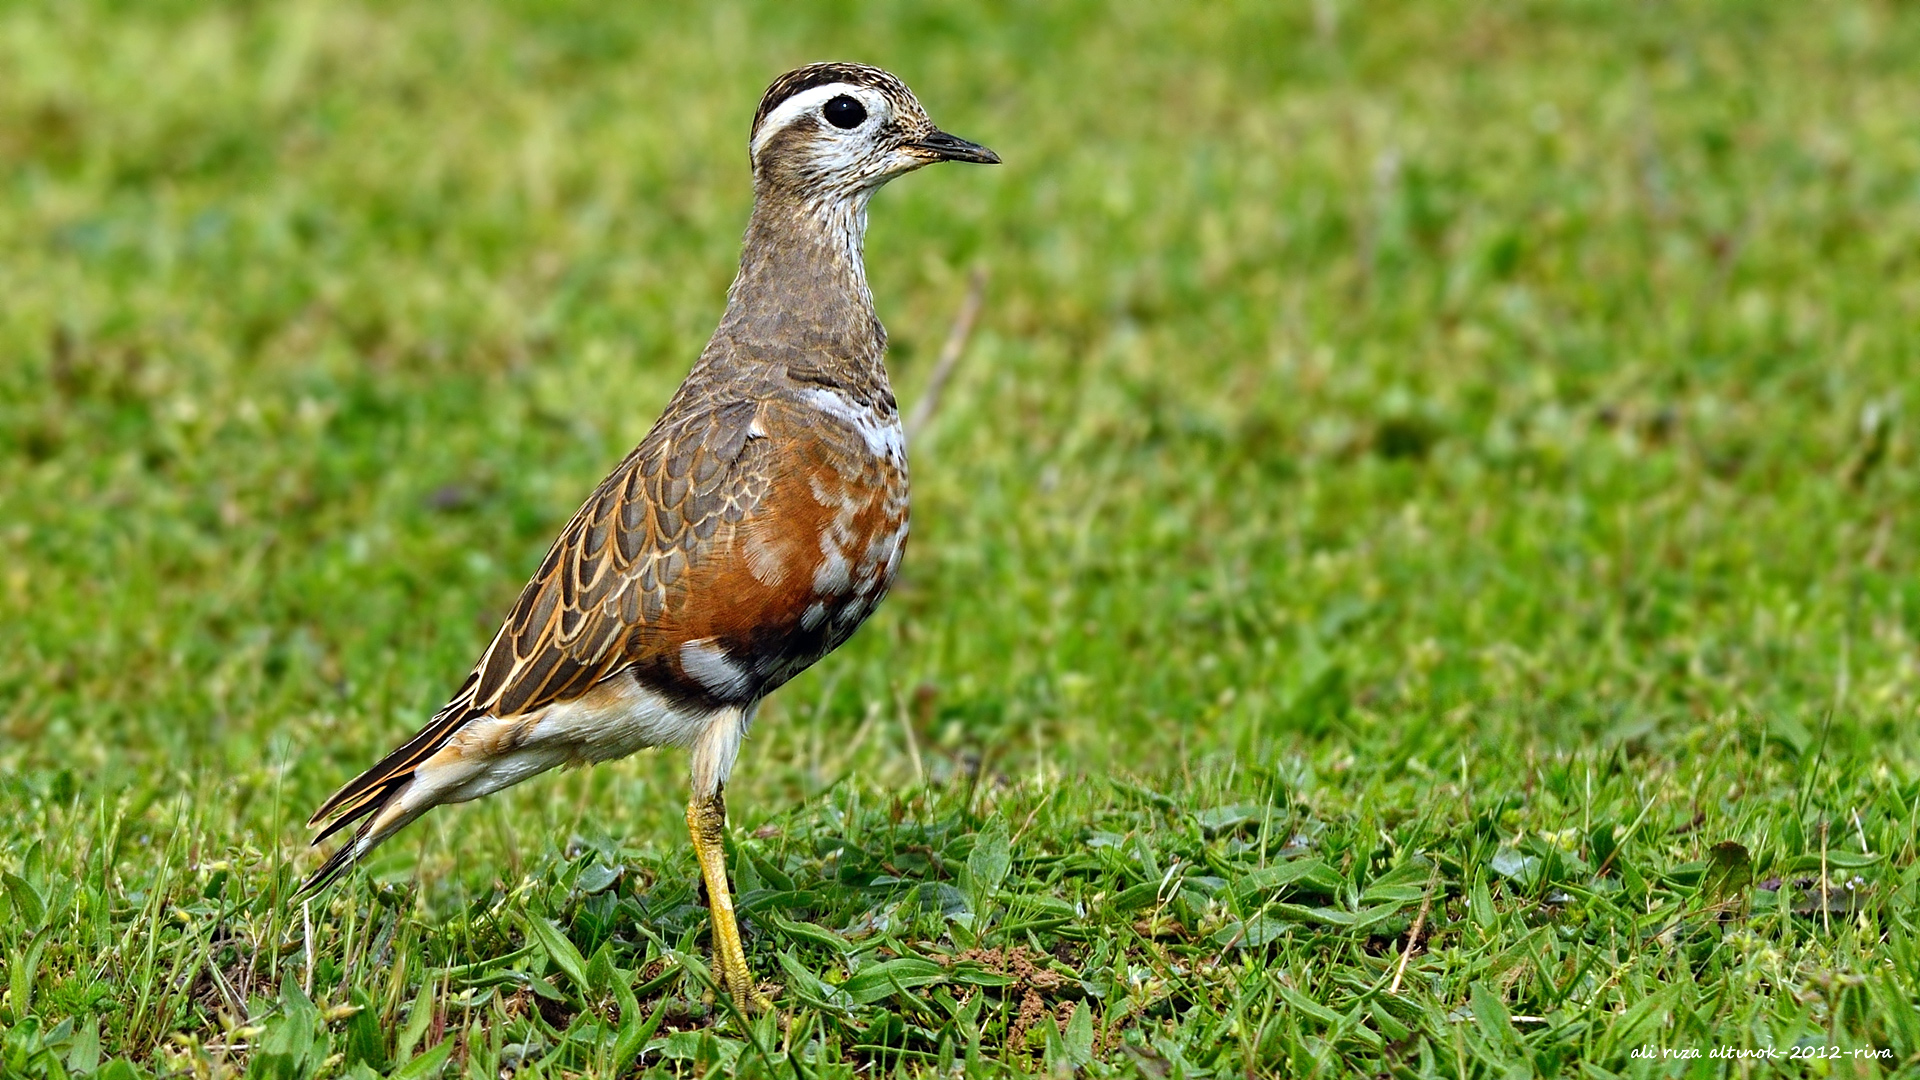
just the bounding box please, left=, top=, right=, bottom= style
left=4, top=0, right=1920, bottom=1075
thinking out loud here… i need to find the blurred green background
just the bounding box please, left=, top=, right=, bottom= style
left=3, top=0, right=1919, bottom=1073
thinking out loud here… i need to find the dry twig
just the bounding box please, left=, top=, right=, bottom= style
left=904, top=267, right=987, bottom=441
left=1390, top=861, right=1441, bottom=995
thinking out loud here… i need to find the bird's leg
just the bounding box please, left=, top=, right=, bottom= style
left=686, top=784, right=772, bottom=1014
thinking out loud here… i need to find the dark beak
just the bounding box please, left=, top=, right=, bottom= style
left=910, top=128, right=1001, bottom=165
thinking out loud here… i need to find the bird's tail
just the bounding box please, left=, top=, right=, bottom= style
left=298, top=702, right=486, bottom=896
left=298, top=777, right=433, bottom=896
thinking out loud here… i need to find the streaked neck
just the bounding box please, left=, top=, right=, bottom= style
left=711, top=190, right=882, bottom=364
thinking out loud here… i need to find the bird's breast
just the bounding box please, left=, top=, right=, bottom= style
left=642, top=388, right=907, bottom=708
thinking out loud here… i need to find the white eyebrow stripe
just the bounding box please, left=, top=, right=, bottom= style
left=751, top=83, right=888, bottom=157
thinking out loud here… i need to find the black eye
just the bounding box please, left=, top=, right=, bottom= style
left=823, top=95, right=867, bottom=130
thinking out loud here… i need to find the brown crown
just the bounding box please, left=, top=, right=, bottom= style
left=751, top=62, right=915, bottom=138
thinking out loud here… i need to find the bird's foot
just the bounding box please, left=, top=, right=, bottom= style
left=688, top=787, right=778, bottom=1017
left=731, top=981, right=777, bottom=1017
left=712, top=947, right=777, bottom=1016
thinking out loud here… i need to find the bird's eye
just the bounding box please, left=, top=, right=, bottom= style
left=823, top=95, right=867, bottom=130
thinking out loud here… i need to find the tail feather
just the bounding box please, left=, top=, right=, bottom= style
left=301, top=699, right=486, bottom=895
left=302, top=696, right=579, bottom=895
left=299, top=827, right=372, bottom=897
left=309, top=779, right=393, bottom=850
left=298, top=778, right=428, bottom=896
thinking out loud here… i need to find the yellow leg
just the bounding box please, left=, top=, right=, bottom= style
left=686, top=785, right=773, bottom=1014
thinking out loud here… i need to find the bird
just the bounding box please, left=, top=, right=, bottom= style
left=299, top=62, right=998, bottom=1013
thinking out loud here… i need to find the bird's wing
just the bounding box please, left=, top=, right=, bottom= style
left=305, top=395, right=773, bottom=835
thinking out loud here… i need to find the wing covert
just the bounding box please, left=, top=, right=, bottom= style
left=469, top=399, right=768, bottom=719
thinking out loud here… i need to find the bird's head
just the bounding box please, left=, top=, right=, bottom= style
left=748, top=62, right=999, bottom=204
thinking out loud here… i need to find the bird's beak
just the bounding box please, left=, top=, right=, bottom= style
left=909, top=128, right=1002, bottom=165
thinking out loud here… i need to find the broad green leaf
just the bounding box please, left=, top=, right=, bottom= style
left=762, top=910, right=852, bottom=954
left=5, top=872, right=46, bottom=928
left=611, top=998, right=667, bottom=1076
left=341, top=988, right=386, bottom=1071
left=946, top=961, right=1017, bottom=987
left=1232, top=858, right=1344, bottom=900
left=524, top=916, right=589, bottom=995
left=1469, top=981, right=1517, bottom=1053
left=391, top=1038, right=454, bottom=1080
left=1267, top=902, right=1400, bottom=931
left=1778, top=850, right=1883, bottom=875
left=1063, top=1001, right=1094, bottom=1066
left=1369, top=999, right=1411, bottom=1041
left=1192, top=804, right=1280, bottom=834
left=1366, top=858, right=1439, bottom=889
left=656, top=1031, right=744, bottom=1070
left=1109, top=881, right=1163, bottom=912
left=1273, top=983, right=1346, bottom=1030
left=394, top=981, right=436, bottom=1065
left=576, top=860, right=620, bottom=895
left=585, top=941, right=618, bottom=995
left=1488, top=847, right=1538, bottom=884
left=1470, top=877, right=1497, bottom=927
left=1209, top=913, right=1292, bottom=948
left=66, top=1015, right=100, bottom=1074
left=10, top=929, right=50, bottom=1019
left=967, top=816, right=1012, bottom=910
left=839, top=958, right=948, bottom=1005
left=776, top=949, right=853, bottom=1011
left=1358, top=883, right=1428, bottom=905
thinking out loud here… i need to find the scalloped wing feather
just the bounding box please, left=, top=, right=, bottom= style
left=304, top=400, right=766, bottom=834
